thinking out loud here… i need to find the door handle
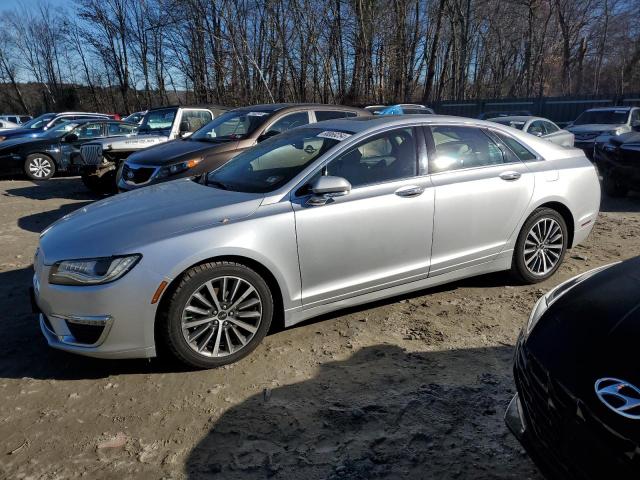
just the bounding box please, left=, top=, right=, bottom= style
left=499, top=171, right=521, bottom=181
left=395, top=185, right=424, bottom=197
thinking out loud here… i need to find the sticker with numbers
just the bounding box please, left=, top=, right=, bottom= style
left=317, top=131, right=352, bottom=141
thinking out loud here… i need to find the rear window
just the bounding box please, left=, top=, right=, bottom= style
left=493, top=132, right=537, bottom=161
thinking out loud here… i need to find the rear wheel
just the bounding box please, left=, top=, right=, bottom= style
left=24, top=154, right=55, bottom=180
left=159, top=261, right=273, bottom=369
left=512, top=208, right=568, bottom=284
left=602, top=171, right=628, bottom=198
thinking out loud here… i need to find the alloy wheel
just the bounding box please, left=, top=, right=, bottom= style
left=28, top=157, right=53, bottom=179
left=180, top=276, right=262, bottom=357
left=523, top=217, right=564, bottom=276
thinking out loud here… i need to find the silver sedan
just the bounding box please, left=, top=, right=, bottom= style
left=488, top=116, right=575, bottom=147
left=32, top=115, right=600, bottom=368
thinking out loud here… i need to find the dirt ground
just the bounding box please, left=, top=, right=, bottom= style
left=0, top=177, right=639, bottom=480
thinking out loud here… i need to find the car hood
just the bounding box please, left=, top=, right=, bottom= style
left=528, top=257, right=640, bottom=435
left=568, top=124, right=625, bottom=133
left=39, top=178, right=263, bottom=263
left=126, top=138, right=239, bottom=166
left=0, top=135, right=51, bottom=151
left=610, top=132, right=640, bottom=147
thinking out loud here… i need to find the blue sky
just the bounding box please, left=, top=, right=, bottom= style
left=1, top=0, right=68, bottom=12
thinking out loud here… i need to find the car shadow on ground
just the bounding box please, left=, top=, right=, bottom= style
left=185, top=344, right=541, bottom=479
left=16, top=201, right=94, bottom=233
left=3, top=177, right=98, bottom=202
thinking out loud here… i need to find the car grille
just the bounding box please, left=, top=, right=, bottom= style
left=80, top=144, right=103, bottom=165
left=64, top=320, right=105, bottom=345
left=514, top=341, right=640, bottom=479
left=122, top=163, right=155, bottom=184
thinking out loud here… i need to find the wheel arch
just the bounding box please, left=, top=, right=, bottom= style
left=154, top=254, right=287, bottom=342
left=532, top=200, right=575, bottom=248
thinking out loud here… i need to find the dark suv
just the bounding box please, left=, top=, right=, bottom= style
left=117, top=103, right=370, bottom=191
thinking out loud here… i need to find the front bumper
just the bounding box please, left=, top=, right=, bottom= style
left=32, top=253, right=166, bottom=359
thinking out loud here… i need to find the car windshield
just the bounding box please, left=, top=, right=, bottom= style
left=191, top=109, right=274, bottom=142
left=491, top=119, right=525, bottom=130
left=41, top=121, right=80, bottom=138
left=206, top=127, right=348, bottom=193
left=573, top=110, right=629, bottom=125
left=21, top=114, right=55, bottom=129
left=139, top=108, right=177, bottom=132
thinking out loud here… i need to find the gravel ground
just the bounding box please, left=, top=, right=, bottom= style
left=0, top=177, right=638, bottom=480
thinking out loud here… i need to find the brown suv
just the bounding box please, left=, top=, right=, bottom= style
left=118, top=103, right=370, bottom=191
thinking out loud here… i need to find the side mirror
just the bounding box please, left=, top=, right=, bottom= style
left=307, top=176, right=351, bottom=206
left=257, top=130, right=279, bottom=143
left=533, top=131, right=543, bottom=137
left=64, top=133, right=79, bottom=143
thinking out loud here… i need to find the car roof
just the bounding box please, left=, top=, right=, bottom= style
left=488, top=116, right=547, bottom=122
left=297, top=114, right=516, bottom=134
left=585, top=106, right=632, bottom=112
left=232, top=103, right=366, bottom=113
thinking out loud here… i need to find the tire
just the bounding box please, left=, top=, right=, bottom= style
left=24, top=154, right=56, bottom=180
left=511, top=207, right=568, bottom=284
left=602, top=171, right=628, bottom=198
left=159, top=261, right=273, bottom=369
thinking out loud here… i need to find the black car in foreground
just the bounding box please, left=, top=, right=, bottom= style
left=506, top=258, right=640, bottom=479
left=0, top=119, right=137, bottom=180
left=594, top=131, right=640, bottom=197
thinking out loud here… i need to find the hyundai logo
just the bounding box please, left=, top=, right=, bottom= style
left=595, top=378, right=640, bottom=419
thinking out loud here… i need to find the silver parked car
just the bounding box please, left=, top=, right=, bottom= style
left=32, top=116, right=600, bottom=368
left=488, top=116, right=574, bottom=147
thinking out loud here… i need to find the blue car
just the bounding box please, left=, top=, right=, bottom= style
left=0, top=112, right=111, bottom=142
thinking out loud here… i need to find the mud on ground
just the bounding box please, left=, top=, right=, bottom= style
left=1, top=178, right=639, bottom=479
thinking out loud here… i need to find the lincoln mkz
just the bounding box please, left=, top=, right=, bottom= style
left=31, top=115, right=600, bottom=368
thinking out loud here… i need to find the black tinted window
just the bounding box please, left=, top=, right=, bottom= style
left=265, top=112, right=309, bottom=135
left=326, top=128, right=417, bottom=188
left=429, top=126, right=506, bottom=173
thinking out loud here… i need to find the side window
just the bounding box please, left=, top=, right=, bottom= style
left=76, top=123, right=104, bottom=140
left=528, top=121, right=546, bottom=136
left=632, top=110, right=640, bottom=123
left=429, top=126, right=505, bottom=173
left=265, top=112, right=310, bottom=135
left=181, top=110, right=213, bottom=133
left=493, top=132, right=537, bottom=161
left=326, top=127, right=417, bottom=188
left=543, top=121, right=559, bottom=133
left=315, top=110, right=348, bottom=121
left=50, top=116, right=70, bottom=127
left=107, top=123, right=137, bottom=136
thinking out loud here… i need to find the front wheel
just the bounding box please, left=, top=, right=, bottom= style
left=512, top=208, right=568, bottom=284
left=159, top=261, right=273, bottom=369
left=25, top=154, right=56, bottom=180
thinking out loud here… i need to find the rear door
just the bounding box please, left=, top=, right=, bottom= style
left=426, top=125, right=534, bottom=276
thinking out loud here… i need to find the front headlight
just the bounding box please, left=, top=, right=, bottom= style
left=49, top=254, right=141, bottom=286
left=157, top=158, right=202, bottom=179
left=526, top=262, right=619, bottom=334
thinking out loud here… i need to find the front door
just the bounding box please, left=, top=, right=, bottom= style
left=293, top=127, right=434, bottom=308
left=425, top=125, right=534, bottom=275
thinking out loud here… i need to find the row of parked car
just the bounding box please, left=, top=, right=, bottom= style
left=1, top=103, right=638, bottom=198
left=15, top=100, right=638, bottom=478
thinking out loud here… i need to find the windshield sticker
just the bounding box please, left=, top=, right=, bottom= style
left=317, top=131, right=352, bottom=141
left=247, top=111, right=269, bottom=117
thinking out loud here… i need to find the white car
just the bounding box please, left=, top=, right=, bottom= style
left=488, top=116, right=574, bottom=148
left=0, top=119, right=20, bottom=131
